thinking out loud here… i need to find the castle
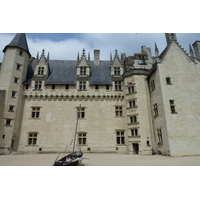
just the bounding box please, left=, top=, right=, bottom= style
left=0, top=33, right=200, bottom=156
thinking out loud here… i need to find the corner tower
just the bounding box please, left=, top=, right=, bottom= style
left=0, top=33, right=32, bottom=154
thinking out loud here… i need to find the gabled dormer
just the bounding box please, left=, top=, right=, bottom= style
left=32, top=49, right=49, bottom=90
left=77, top=48, right=90, bottom=77
left=110, top=49, right=124, bottom=77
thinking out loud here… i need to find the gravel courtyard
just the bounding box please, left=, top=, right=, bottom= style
left=0, top=153, right=200, bottom=166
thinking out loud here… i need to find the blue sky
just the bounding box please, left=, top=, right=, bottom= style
left=1, top=33, right=200, bottom=62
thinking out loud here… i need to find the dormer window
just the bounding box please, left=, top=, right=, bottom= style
left=38, top=67, right=44, bottom=75
left=114, top=67, right=120, bottom=75
left=35, top=81, right=42, bottom=90
left=80, top=67, right=87, bottom=75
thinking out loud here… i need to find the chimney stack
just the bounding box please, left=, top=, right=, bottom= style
left=192, top=41, right=200, bottom=60
left=94, top=50, right=100, bottom=65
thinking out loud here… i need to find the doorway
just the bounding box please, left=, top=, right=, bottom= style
left=132, top=143, right=139, bottom=154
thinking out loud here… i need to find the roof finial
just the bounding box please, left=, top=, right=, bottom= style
left=42, top=49, right=45, bottom=56
left=155, top=43, right=159, bottom=57
left=82, top=48, right=85, bottom=55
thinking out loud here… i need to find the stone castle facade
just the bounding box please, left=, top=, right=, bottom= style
left=0, top=33, right=200, bottom=156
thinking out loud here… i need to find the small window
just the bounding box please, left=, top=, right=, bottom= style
left=116, top=131, right=125, bottom=144
left=28, top=133, right=38, bottom=145
left=80, top=67, right=87, bottom=75
left=35, top=81, right=42, bottom=90
left=77, top=107, right=85, bottom=119
left=78, top=133, right=87, bottom=145
left=14, top=77, right=19, bottom=84
left=130, top=116, right=137, bottom=124
left=106, top=85, right=109, bottom=90
left=129, top=100, right=136, bottom=108
left=95, top=85, right=99, bottom=90
left=38, top=67, right=44, bottom=75
left=11, top=91, right=16, bottom=98
left=25, top=84, right=29, bottom=90
left=52, top=84, right=55, bottom=89
left=19, top=50, right=23, bottom=56
left=9, top=105, right=14, bottom=112
left=2, top=135, right=5, bottom=139
left=31, top=107, right=40, bottom=118
left=169, top=100, right=177, bottom=113
left=157, top=129, right=163, bottom=144
left=166, top=77, right=172, bottom=85
left=128, top=86, right=135, bottom=94
left=151, top=80, right=155, bottom=91
left=16, top=64, right=21, bottom=70
left=131, top=129, right=138, bottom=136
left=115, top=106, right=123, bottom=117
left=65, top=85, right=69, bottom=90
left=5, top=119, right=11, bottom=125
left=153, top=103, right=159, bottom=117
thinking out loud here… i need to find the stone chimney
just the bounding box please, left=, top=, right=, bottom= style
left=94, top=50, right=100, bottom=65
left=192, top=41, right=200, bottom=60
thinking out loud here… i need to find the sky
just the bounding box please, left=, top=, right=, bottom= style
left=0, top=33, right=200, bottom=62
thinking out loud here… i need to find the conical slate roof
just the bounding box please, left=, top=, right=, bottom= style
left=3, top=33, right=31, bottom=57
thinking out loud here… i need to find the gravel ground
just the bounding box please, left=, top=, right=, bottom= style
left=0, top=153, right=200, bottom=166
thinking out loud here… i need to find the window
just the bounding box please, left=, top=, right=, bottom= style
left=14, top=77, right=19, bottom=84
left=78, top=133, right=87, bottom=145
left=16, top=64, right=21, bottom=70
left=115, top=106, right=123, bottom=117
left=79, top=81, right=86, bottom=90
left=114, top=67, right=120, bottom=75
left=166, top=77, right=172, bottom=85
left=157, top=129, right=163, bottom=144
left=129, top=100, right=136, bottom=108
left=52, top=84, right=55, bottom=89
left=65, top=85, right=69, bottom=90
left=77, top=107, right=85, bottom=119
left=116, top=131, right=125, bottom=144
left=2, top=135, right=5, bottom=139
left=5, top=119, right=11, bottom=125
left=131, top=129, right=138, bottom=136
left=115, top=81, right=122, bottom=91
left=95, top=85, right=99, bottom=90
left=130, top=116, right=137, bottom=124
left=106, top=85, right=109, bottom=90
left=35, top=81, right=42, bottom=90
left=128, top=86, right=135, bottom=94
left=169, top=100, right=177, bottom=113
left=31, top=107, right=40, bottom=118
left=80, top=67, right=87, bottom=75
left=38, top=67, right=44, bottom=75
left=9, top=105, right=14, bottom=112
left=11, top=91, right=16, bottom=98
left=25, top=85, right=29, bottom=90
left=28, top=133, right=38, bottom=145
left=19, top=50, right=23, bottom=56
left=153, top=103, right=159, bottom=117
left=151, top=80, right=155, bottom=91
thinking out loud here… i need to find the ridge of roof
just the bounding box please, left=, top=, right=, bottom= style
left=3, top=33, right=31, bottom=57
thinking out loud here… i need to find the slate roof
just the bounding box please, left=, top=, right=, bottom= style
left=24, top=60, right=112, bottom=85
left=3, top=33, right=31, bottom=57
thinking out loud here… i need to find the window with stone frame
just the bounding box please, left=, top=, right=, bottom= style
left=38, top=67, right=44, bottom=75
left=80, top=67, right=87, bottom=75
left=130, top=116, right=137, bottom=124
left=131, top=128, right=138, bottom=136
left=128, top=86, right=135, bottom=94
left=169, top=100, right=177, bottom=113
left=5, top=119, right=12, bottom=126
left=78, top=133, right=87, bottom=145
left=79, top=81, right=86, bottom=90
left=77, top=107, right=85, bottom=119
left=11, top=91, right=17, bottom=98
left=16, top=64, right=21, bottom=70
left=151, top=80, right=155, bottom=92
left=116, top=131, right=125, bottom=144
left=28, top=132, right=38, bottom=145
left=31, top=107, right=40, bottom=118
left=157, top=129, right=163, bottom=144
left=115, top=106, right=123, bottom=117
left=114, top=67, right=120, bottom=75
left=115, top=81, right=122, bottom=91
left=9, top=105, right=14, bottom=112
left=129, top=100, right=136, bottom=108
left=35, top=81, right=42, bottom=90
left=14, top=77, right=20, bottom=84
left=153, top=103, right=159, bottom=117
left=166, top=77, right=172, bottom=85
